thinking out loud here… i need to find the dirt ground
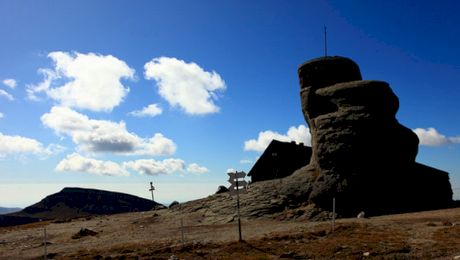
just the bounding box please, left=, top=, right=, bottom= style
left=1, top=207, right=460, bottom=259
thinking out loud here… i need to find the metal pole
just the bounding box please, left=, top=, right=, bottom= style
left=43, top=227, right=47, bottom=260
left=236, top=173, right=242, bottom=242
left=332, top=197, right=335, bottom=232
left=324, top=26, right=328, bottom=57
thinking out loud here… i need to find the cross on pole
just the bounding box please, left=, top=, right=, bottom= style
left=149, top=181, right=155, bottom=202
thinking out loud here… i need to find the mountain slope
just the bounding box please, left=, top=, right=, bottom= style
left=0, top=207, right=21, bottom=214
left=1, top=187, right=164, bottom=226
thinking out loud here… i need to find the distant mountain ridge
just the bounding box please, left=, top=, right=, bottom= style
left=0, top=187, right=164, bottom=227
left=0, top=207, right=22, bottom=214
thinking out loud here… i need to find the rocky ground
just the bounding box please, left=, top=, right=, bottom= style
left=1, top=203, right=460, bottom=259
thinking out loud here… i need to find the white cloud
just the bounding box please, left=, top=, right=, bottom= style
left=240, top=159, right=253, bottom=164
left=244, top=125, right=311, bottom=152
left=0, top=112, right=3, bottom=119
left=186, top=163, right=209, bottom=174
left=124, top=158, right=185, bottom=176
left=286, top=125, right=311, bottom=144
left=43, top=144, right=66, bottom=158
left=26, top=69, right=58, bottom=101
left=27, top=51, right=135, bottom=112
left=124, top=159, right=209, bottom=176
left=2, top=79, right=17, bottom=89
left=0, top=133, right=63, bottom=158
left=0, top=133, right=44, bottom=156
left=0, top=89, right=14, bottom=101
left=41, top=106, right=176, bottom=155
left=129, top=103, right=163, bottom=117
left=413, top=127, right=460, bottom=147
left=56, top=153, right=129, bottom=177
left=144, top=57, right=226, bottom=115
left=227, top=168, right=236, bottom=173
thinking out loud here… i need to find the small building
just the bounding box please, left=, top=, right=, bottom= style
left=248, top=140, right=312, bottom=183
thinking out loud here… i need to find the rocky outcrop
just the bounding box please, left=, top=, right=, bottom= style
left=295, top=56, right=452, bottom=216
left=173, top=56, right=453, bottom=222
left=215, top=185, right=229, bottom=194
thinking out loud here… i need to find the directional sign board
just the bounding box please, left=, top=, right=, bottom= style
left=228, top=171, right=246, bottom=179
left=227, top=171, right=247, bottom=242
left=228, top=171, right=247, bottom=196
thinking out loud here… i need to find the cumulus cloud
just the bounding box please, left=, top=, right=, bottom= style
left=0, top=133, right=63, bottom=158
left=56, top=153, right=129, bottom=177
left=144, top=57, right=226, bottom=115
left=124, top=159, right=209, bottom=176
left=129, top=103, right=163, bottom=117
left=2, top=79, right=17, bottom=89
left=186, top=163, right=209, bottom=174
left=0, top=112, right=3, bottom=119
left=413, top=127, right=460, bottom=146
left=27, top=51, right=135, bottom=112
left=137, top=133, right=177, bottom=156
left=41, top=106, right=176, bottom=155
left=244, top=125, right=311, bottom=152
left=124, top=158, right=185, bottom=176
left=0, top=89, right=14, bottom=101
left=0, top=133, right=44, bottom=156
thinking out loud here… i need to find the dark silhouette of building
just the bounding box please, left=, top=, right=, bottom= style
left=248, top=140, right=312, bottom=183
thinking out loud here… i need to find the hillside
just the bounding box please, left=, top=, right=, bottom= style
left=1, top=187, right=164, bottom=227
left=0, top=205, right=459, bottom=259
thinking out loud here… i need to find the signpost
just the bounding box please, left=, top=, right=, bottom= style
left=149, top=181, right=155, bottom=202
left=228, top=171, right=248, bottom=242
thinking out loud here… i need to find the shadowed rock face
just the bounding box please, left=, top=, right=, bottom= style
left=295, top=56, right=452, bottom=216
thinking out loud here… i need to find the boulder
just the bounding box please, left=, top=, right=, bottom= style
left=296, top=56, right=453, bottom=216
left=215, top=185, right=229, bottom=194
left=169, top=201, right=180, bottom=208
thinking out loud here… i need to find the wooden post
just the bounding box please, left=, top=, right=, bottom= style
left=180, top=204, right=185, bottom=245
left=236, top=174, right=242, bottom=242
left=43, top=227, right=47, bottom=260
left=332, top=197, right=336, bottom=232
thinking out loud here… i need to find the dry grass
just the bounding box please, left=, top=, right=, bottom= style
left=1, top=207, right=460, bottom=259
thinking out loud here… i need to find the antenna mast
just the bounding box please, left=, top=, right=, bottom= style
left=324, top=26, right=328, bottom=57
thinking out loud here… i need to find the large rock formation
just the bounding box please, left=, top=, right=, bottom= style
left=151, top=56, right=454, bottom=223
left=295, top=56, right=453, bottom=216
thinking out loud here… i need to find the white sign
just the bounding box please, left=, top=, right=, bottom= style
left=228, top=171, right=247, bottom=196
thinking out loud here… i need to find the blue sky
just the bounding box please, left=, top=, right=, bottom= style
left=1, top=1, right=459, bottom=207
